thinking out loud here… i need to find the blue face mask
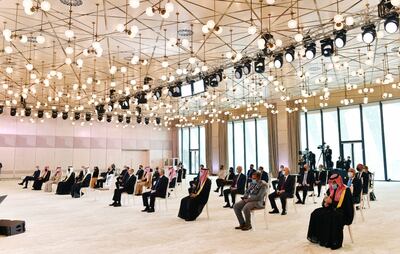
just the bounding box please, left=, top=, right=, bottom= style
left=332, top=183, right=338, bottom=190
left=252, top=179, right=257, bottom=184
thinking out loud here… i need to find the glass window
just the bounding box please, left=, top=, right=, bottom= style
left=300, top=112, right=307, bottom=151
left=182, top=128, right=189, bottom=170
left=190, top=127, right=199, bottom=149
left=178, top=128, right=182, bottom=161
left=383, top=101, right=400, bottom=180
left=362, top=103, right=385, bottom=180
left=199, top=126, right=206, bottom=167
left=322, top=109, right=340, bottom=161
left=307, top=110, right=323, bottom=153
left=244, top=120, right=256, bottom=170
left=233, top=121, right=245, bottom=170
left=257, top=118, right=269, bottom=171
left=340, top=106, right=362, bottom=141
left=228, top=122, right=234, bottom=168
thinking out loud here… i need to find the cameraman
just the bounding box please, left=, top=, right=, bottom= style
left=325, top=145, right=333, bottom=169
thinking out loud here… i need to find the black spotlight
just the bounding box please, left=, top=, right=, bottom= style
left=215, top=69, right=223, bottom=82
left=156, top=117, right=161, bottom=125
left=117, top=115, right=123, bottom=123
left=107, top=102, right=114, bottom=112
left=243, top=61, right=252, bottom=75
left=285, top=47, right=295, bottom=63
left=51, top=110, right=58, bottom=119
left=384, top=12, right=399, bottom=34
left=136, top=92, right=148, bottom=104
left=85, top=113, right=91, bottom=121
left=234, top=66, right=242, bottom=79
left=126, top=116, right=131, bottom=124
left=361, top=24, right=376, bottom=44
left=254, top=57, right=265, bottom=73
left=320, top=38, right=334, bottom=57
left=97, top=114, right=103, bottom=121
left=0, top=105, right=3, bottom=114
left=136, top=106, right=142, bottom=116
left=203, top=76, right=210, bottom=87
left=209, top=74, right=219, bottom=87
left=144, top=117, right=149, bottom=125
left=274, top=54, right=283, bottom=68
left=106, top=114, right=112, bottom=123
left=334, top=30, right=347, bottom=48
left=153, top=88, right=162, bottom=100
left=38, top=110, right=44, bottom=118
left=10, top=107, right=16, bottom=116
left=168, top=82, right=182, bottom=97
left=74, top=112, right=80, bottom=120
left=119, top=97, right=130, bottom=109
left=62, top=111, right=68, bottom=120
left=95, top=104, right=105, bottom=115
left=305, top=42, right=316, bottom=60
left=136, top=116, right=142, bottom=124
left=25, top=108, right=31, bottom=117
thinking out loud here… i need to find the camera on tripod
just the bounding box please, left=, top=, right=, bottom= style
left=317, top=142, right=326, bottom=150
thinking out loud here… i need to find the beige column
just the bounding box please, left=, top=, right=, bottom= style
left=276, top=101, right=290, bottom=168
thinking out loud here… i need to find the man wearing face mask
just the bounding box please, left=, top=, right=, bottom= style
left=268, top=167, right=295, bottom=215
left=233, top=172, right=267, bottom=231
left=346, top=168, right=362, bottom=204
left=295, top=164, right=315, bottom=204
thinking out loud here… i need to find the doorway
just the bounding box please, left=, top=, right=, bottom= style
left=340, top=141, right=364, bottom=168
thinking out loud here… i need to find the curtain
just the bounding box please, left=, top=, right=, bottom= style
left=287, top=110, right=301, bottom=172
left=205, top=123, right=213, bottom=172
left=267, top=110, right=279, bottom=177
left=218, top=121, right=228, bottom=171
left=171, top=127, right=179, bottom=158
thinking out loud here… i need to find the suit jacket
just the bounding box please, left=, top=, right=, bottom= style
left=43, top=171, right=51, bottom=182
left=315, top=170, right=327, bottom=185
left=124, top=174, right=137, bottom=194
left=260, top=171, right=269, bottom=183
left=346, top=176, right=362, bottom=203
left=356, top=171, right=369, bottom=194
left=246, top=169, right=256, bottom=182
left=297, top=171, right=315, bottom=189
left=243, top=180, right=267, bottom=208
left=136, top=169, right=144, bottom=180
left=231, top=173, right=246, bottom=194
left=33, top=169, right=40, bottom=179
left=152, top=175, right=169, bottom=198
left=277, top=175, right=295, bottom=195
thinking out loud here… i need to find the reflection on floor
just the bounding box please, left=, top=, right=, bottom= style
left=0, top=178, right=399, bottom=254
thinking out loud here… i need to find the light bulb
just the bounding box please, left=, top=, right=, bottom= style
left=40, top=1, right=51, bottom=12
left=2, top=29, right=11, bottom=39
left=6, top=67, right=13, bottom=74
left=160, top=11, right=170, bottom=19
left=23, top=0, right=33, bottom=9
left=76, top=58, right=83, bottom=67
left=116, top=23, right=125, bottom=32
left=275, top=39, right=282, bottom=47
left=214, top=26, right=223, bottom=34
left=207, top=20, right=215, bottom=29
left=257, top=38, right=265, bottom=49
left=294, top=33, right=303, bottom=42
left=345, top=16, right=354, bottom=26
left=202, top=25, right=209, bottom=34
left=130, top=25, right=139, bottom=35
left=201, top=65, right=208, bottom=72
left=181, top=38, right=189, bottom=47
left=36, top=34, right=45, bottom=44
left=165, top=2, right=174, bottom=13
left=131, top=55, right=139, bottom=64
left=110, top=65, right=117, bottom=74
left=65, top=29, right=74, bottom=39
left=65, top=46, right=74, bottom=55
left=176, top=68, right=183, bottom=75
left=288, top=19, right=297, bottom=29
left=65, top=57, right=72, bottom=65
left=120, top=66, right=127, bottom=73
left=266, top=0, right=275, bottom=4
left=20, top=35, right=28, bottom=44
left=334, top=14, right=344, bottom=23
left=25, top=63, right=33, bottom=71
left=248, top=25, right=257, bottom=35
left=129, top=0, right=140, bottom=8
left=146, top=7, right=154, bottom=17
left=189, top=57, right=196, bottom=64
left=92, top=41, right=101, bottom=50
left=162, top=61, right=169, bottom=68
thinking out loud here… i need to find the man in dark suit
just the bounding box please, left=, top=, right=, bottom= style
left=116, top=166, right=129, bottom=189
left=356, top=164, right=369, bottom=195
left=32, top=166, right=51, bottom=190
left=223, top=166, right=246, bottom=208
left=314, top=164, right=327, bottom=197
left=345, top=168, right=362, bottom=204
left=308, top=151, right=316, bottom=170
left=141, top=168, right=169, bottom=213
left=336, top=157, right=344, bottom=169
left=19, top=166, right=41, bottom=189
left=325, top=145, right=333, bottom=169
left=110, top=168, right=137, bottom=207
left=344, top=156, right=352, bottom=171
left=136, top=165, right=144, bottom=180
left=272, top=165, right=285, bottom=191
left=295, top=164, right=315, bottom=204
left=259, top=166, right=269, bottom=183
left=246, top=164, right=256, bottom=185
left=268, top=167, right=295, bottom=215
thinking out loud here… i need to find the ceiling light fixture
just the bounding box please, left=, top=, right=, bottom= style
left=361, top=24, right=376, bottom=44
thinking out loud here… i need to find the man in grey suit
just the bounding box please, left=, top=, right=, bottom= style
left=233, top=172, right=267, bottom=231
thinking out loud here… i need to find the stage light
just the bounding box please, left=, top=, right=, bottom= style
left=106, top=114, right=112, bottom=123
left=85, top=113, right=91, bottom=121
left=320, top=38, right=334, bottom=57
left=144, top=117, right=150, bottom=125
left=119, top=98, right=130, bottom=109
left=254, top=57, right=265, bottom=73
left=136, top=106, right=142, bottom=116
left=274, top=54, right=283, bottom=68
left=98, top=114, right=103, bottom=121
left=334, top=30, right=347, bottom=48
left=362, top=24, right=376, bottom=44
left=156, top=117, right=161, bottom=125
left=117, top=115, right=123, bottom=123
left=52, top=110, right=58, bottom=119
left=384, top=13, right=399, bottom=33
left=153, top=88, right=162, bottom=100
left=74, top=112, right=80, bottom=120
left=243, top=61, right=252, bottom=75
left=38, top=110, right=44, bottom=118
left=136, top=92, right=148, bottom=104
left=95, top=104, right=105, bottom=115
left=0, top=105, right=3, bottom=114
left=10, top=108, right=16, bottom=116
left=25, top=108, right=31, bottom=117
left=126, top=116, right=131, bottom=124
left=234, top=66, right=242, bottom=79
left=136, top=116, right=142, bottom=124
left=285, top=47, right=295, bottom=62
left=62, top=112, right=68, bottom=120
left=209, top=74, right=219, bottom=87
left=305, top=42, right=316, bottom=60
left=168, top=83, right=182, bottom=97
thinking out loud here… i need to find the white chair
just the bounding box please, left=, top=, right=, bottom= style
left=156, top=197, right=168, bottom=211
left=347, top=225, right=354, bottom=243
left=121, top=182, right=137, bottom=207
left=80, top=175, right=92, bottom=198
left=250, top=187, right=269, bottom=230
left=205, top=203, right=210, bottom=219
left=287, top=175, right=298, bottom=213
left=353, top=198, right=365, bottom=223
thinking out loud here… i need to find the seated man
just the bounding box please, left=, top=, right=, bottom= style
left=32, top=166, right=51, bottom=190
left=346, top=168, right=362, bottom=204
left=223, top=166, right=246, bottom=208
left=70, top=168, right=91, bottom=198
left=356, top=163, right=369, bottom=195
left=109, top=168, right=137, bottom=207
left=44, top=167, right=62, bottom=192
left=115, top=166, right=129, bottom=189
left=97, top=165, right=115, bottom=188
left=268, top=167, right=295, bottom=215
left=314, top=164, right=327, bottom=197
left=178, top=168, right=211, bottom=221
left=215, top=167, right=235, bottom=197
left=19, top=166, right=41, bottom=189
left=307, top=174, right=354, bottom=250
left=141, top=168, right=168, bottom=213
left=135, top=167, right=152, bottom=195
left=259, top=166, right=269, bottom=183
left=295, top=164, right=315, bottom=204
left=233, top=172, right=267, bottom=231
left=246, top=164, right=256, bottom=185
left=56, top=167, right=76, bottom=195
left=272, top=165, right=285, bottom=191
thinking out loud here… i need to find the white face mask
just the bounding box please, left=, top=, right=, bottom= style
left=332, top=183, right=338, bottom=190
left=348, top=172, right=353, bottom=178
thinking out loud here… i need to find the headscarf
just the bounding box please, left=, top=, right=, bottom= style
left=199, top=168, right=209, bottom=185
left=168, top=166, right=176, bottom=181
left=328, top=174, right=346, bottom=202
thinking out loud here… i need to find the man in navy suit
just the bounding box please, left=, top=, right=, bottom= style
left=268, top=167, right=295, bottom=215
left=19, top=166, right=41, bottom=189
left=141, top=168, right=169, bottom=213
left=295, top=164, right=315, bottom=204
left=110, top=168, right=137, bottom=207
left=223, top=166, right=246, bottom=208
left=259, top=166, right=269, bottom=183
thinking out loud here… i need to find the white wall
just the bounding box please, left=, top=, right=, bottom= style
left=0, top=111, right=172, bottom=177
